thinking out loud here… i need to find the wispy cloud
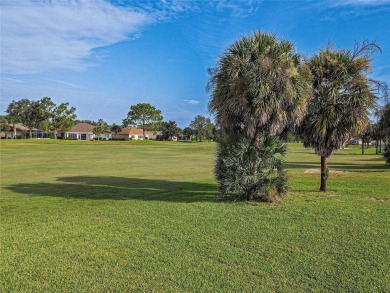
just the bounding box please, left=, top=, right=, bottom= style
left=0, top=0, right=264, bottom=75
left=144, top=0, right=263, bottom=18
left=49, top=80, right=83, bottom=89
left=0, top=0, right=154, bottom=74
left=184, top=99, right=200, bottom=105
left=334, top=0, right=390, bottom=6
left=1, top=76, right=26, bottom=83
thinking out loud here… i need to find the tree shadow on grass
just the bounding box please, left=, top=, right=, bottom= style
left=6, top=176, right=219, bottom=203
left=286, top=161, right=389, bottom=171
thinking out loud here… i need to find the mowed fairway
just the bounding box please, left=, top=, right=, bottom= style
left=1, top=140, right=389, bottom=292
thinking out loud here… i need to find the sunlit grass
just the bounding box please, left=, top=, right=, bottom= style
left=1, top=139, right=389, bottom=292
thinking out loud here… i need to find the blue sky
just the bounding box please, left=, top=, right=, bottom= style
left=1, top=0, right=389, bottom=127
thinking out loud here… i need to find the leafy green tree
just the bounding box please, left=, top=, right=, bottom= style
left=206, top=120, right=216, bottom=141
left=301, top=41, right=387, bottom=191
left=0, top=116, right=11, bottom=139
left=35, top=97, right=76, bottom=139
left=6, top=99, right=30, bottom=138
left=51, top=102, right=77, bottom=139
left=371, top=123, right=382, bottom=154
left=123, top=103, right=163, bottom=138
left=75, top=120, right=96, bottom=125
left=38, top=97, right=56, bottom=134
left=176, top=127, right=183, bottom=140
left=93, top=119, right=108, bottom=141
left=361, top=123, right=373, bottom=155
left=378, top=103, right=390, bottom=137
left=208, top=31, right=312, bottom=201
left=182, top=127, right=193, bottom=141
left=111, top=124, right=122, bottom=139
left=160, top=120, right=178, bottom=140
left=376, top=103, right=390, bottom=154
left=20, top=100, right=46, bottom=138
left=189, top=115, right=214, bottom=142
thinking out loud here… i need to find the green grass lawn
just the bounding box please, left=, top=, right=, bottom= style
left=1, top=139, right=389, bottom=292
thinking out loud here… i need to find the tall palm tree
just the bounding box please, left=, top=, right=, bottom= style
left=301, top=42, right=387, bottom=191
left=209, top=32, right=312, bottom=147
left=208, top=32, right=312, bottom=201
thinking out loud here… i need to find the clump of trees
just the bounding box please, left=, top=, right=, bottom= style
left=209, top=32, right=388, bottom=200
left=155, top=115, right=215, bottom=142
left=189, top=115, right=215, bottom=142
left=160, top=120, right=179, bottom=140
left=4, top=97, right=76, bottom=139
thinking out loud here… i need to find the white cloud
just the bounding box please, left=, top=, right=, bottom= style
left=0, top=1, right=266, bottom=75
left=0, top=0, right=153, bottom=74
left=184, top=99, right=200, bottom=105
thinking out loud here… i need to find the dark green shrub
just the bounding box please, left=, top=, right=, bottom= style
left=215, top=135, right=288, bottom=202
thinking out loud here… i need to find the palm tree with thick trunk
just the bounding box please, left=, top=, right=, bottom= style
left=301, top=41, right=387, bottom=191
left=208, top=31, right=312, bottom=201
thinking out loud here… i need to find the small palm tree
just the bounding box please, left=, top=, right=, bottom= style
left=215, top=135, right=288, bottom=202
left=301, top=41, right=387, bottom=191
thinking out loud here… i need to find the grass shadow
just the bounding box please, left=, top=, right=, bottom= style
left=6, top=176, right=219, bottom=203
left=286, top=161, right=389, bottom=170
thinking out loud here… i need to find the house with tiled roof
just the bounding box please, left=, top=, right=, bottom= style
left=65, top=122, right=95, bottom=140
left=114, top=127, right=156, bottom=140
left=64, top=123, right=156, bottom=141
left=1, top=123, right=47, bottom=139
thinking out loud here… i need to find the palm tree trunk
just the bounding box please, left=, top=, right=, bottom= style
left=255, top=129, right=260, bottom=150
left=320, top=156, right=328, bottom=192
left=248, top=128, right=261, bottom=201
left=247, top=191, right=254, bottom=201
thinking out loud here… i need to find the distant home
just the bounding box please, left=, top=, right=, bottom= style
left=64, top=123, right=155, bottom=141
left=1, top=123, right=48, bottom=139
left=114, top=127, right=157, bottom=140
left=65, top=122, right=95, bottom=140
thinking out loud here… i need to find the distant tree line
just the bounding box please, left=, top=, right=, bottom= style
left=2, top=97, right=76, bottom=139
left=157, top=115, right=215, bottom=142
left=1, top=99, right=216, bottom=142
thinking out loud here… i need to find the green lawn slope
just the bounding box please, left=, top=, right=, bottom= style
left=1, top=140, right=389, bottom=292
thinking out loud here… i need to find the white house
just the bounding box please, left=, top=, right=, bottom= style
left=65, top=123, right=95, bottom=140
